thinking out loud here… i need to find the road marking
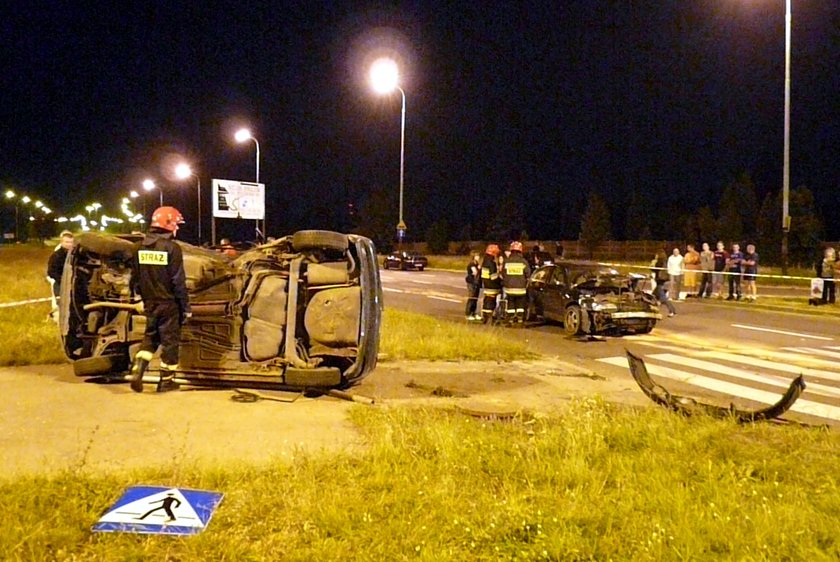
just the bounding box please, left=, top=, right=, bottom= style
left=407, top=279, right=434, bottom=285
left=599, top=356, right=840, bottom=421
left=0, top=297, right=52, bottom=309
left=649, top=353, right=840, bottom=399
left=383, top=288, right=404, bottom=293
left=782, top=347, right=840, bottom=360
left=428, top=296, right=462, bottom=303
left=699, top=351, right=840, bottom=383
left=731, top=324, right=833, bottom=341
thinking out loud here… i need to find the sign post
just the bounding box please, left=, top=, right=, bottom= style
left=211, top=179, right=265, bottom=246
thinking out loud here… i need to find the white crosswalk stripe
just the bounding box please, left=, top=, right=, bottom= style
left=598, top=346, right=840, bottom=423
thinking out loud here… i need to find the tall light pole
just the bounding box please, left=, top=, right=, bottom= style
left=143, top=178, right=162, bottom=208
left=175, top=163, right=202, bottom=245
left=370, top=57, right=407, bottom=245
left=4, top=190, right=18, bottom=242
left=235, top=128, right=263, bottom=241
left=781, top=0, right=792, bottom=274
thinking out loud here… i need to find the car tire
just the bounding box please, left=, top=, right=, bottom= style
left=73, top=354, right=126, bottom=377
left=563, top=305, right=584, bottom=336
left=384, top=262, right=390, bottom=270
left=292, top=230, right=348, bottom=252
left=418, top=266, right=425, bottom=271
left=637, top=320, right=656, bottom=334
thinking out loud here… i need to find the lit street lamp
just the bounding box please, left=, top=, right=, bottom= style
left=235, top=128, right=263, bottom=241
left=370, top=57, right=407, bottom=243
left=175, top=163, right=202, bottom=244
left=5, top=190, right=19, bottom=242
left=143, top=178, right=162, bottom=206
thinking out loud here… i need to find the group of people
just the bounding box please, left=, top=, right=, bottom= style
left=465, top=241, right=532, bottom=324
left=651, top=241, right=760, bottom=315
left=46, top=206, right=191, bottom=393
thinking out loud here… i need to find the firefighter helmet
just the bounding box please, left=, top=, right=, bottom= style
left=150, top=206, right=185, bottom=233
left=509, top=241, right=523, bottom=253
left=486, top=244, right=500, bottom=257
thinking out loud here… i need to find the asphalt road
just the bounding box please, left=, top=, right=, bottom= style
left=382, top=268, right=840, bottom=427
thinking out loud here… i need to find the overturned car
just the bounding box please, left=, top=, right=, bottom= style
left=59, top=230, right=382, bottom=390
left=527, top=262, right=662, bottom=336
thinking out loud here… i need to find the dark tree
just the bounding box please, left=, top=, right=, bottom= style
left=354, top=184, right=398, bottom=253
left=757, top=187, right=823, bottom=267
left=425, top=220, right=451, bottom=254
left=696, top=206, right=718, bottom=244
left=579, top=192, right=611, bottom=259
left=485, top=194, right=526, bottom=242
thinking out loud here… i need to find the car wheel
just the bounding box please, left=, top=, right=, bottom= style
left=637, top=320, right=656, bottom=334
left=563, top=305, right=584, bottom=336
left=418, top=266, right=425, bottom=271
left=292, top=230, right=348, bottom=252
left=73, top=354, right=127, bottom=377
left=384, top=262, right=390, bottom=270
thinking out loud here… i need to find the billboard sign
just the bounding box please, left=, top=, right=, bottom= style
left=212, top=179, right=265, bottom=220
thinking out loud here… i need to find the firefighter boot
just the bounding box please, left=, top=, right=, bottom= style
left=128, top=350, right=153, bottom=393
left=156, top=362, right=180, bottom=393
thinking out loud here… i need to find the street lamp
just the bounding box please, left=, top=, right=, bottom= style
left=235, top=128, right=263, bottom=241
left=143, top=178, right=162, bottom=206
left=175, top=163, right=202, bottom=244
left=5, top=190, right=18, bottom=242
left=781, top=0, right=792, bottom=274
left=370, top=57, right=407, bottom=244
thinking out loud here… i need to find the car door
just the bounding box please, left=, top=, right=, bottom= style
left=542, top=265, right=569, bottom=322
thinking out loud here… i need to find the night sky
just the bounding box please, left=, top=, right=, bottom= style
left=2, top=1, right=839, bottom=244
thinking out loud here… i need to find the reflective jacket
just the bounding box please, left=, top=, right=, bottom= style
left=501, top=252, right=531, bottom=295
left=131, top=230, right=190, bottom=315
left=480, top=255, right=501, bottom=293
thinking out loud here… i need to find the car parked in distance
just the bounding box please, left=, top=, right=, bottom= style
left=527, top=261, right=661, bottom=336
left=59, top=230, right=382, bottom=390
left=383, top=251, right=428, bottom=271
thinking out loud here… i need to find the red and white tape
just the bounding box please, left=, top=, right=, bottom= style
left=0, top=297, right=53, bottom=309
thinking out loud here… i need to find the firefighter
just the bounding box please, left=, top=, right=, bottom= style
left=128, top=206, right=191, bottom=393
left=501, top=241, right=531, bottom=324
left=480, top=244, right=502, bottom=323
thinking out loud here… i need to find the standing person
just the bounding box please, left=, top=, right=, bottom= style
left=480, top=244, right=502, bottom=323
left=726, top=243, right=744, bottom=300
left=712, top=241, right=729, bottom=299
left=821, top=247, right=836, bottom=304
left=667, top=247, right=684, bottom=301
left=46, top=230, right=75, bottom=320
left=464, top=252, right=482, bottom=321
left=651, top=250, right=676, bottom=317
left=500, top=241, right=531, bottom=324
left=683, top=243, right=700, bottom=297
left=697, top=242, right=715, bottom=298
left=742, top=244, right=759, bottom=301
left=128, top=206, right=191, bottom=393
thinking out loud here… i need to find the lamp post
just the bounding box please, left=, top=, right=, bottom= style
left=4, top=190, right=18, bottom=242
left=235, top=128, right=263, bottom=241
left=370, top=57, right=407, bottom=245
left=175, top=163, right=202, bottom=245
left=780, top=0, right=792, bottom=274
left=143, top=178, right=162, bottom=207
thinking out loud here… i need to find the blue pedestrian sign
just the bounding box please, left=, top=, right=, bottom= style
left=93, top=486, right=224, bottom=535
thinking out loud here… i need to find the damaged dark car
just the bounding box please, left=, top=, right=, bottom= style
left=59, top=230, right=382, bottom=390
left=527, top=261, right=662, bottom=336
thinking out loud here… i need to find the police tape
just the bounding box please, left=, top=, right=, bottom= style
left=595, top=261, right=815, bottom=282
left=0, top=297, right=53, bottom=309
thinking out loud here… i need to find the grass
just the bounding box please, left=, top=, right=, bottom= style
left=0, top=244, right=67, bottom=366
left=380, top=308, right=537, bottom=362
left=1, top=402, right=839, bottom=560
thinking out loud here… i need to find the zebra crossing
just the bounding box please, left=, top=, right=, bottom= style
left=598, top=344, right=840, bottom=423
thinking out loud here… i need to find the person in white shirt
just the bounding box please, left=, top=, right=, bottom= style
left=667, top=247, right=685, bottom=300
